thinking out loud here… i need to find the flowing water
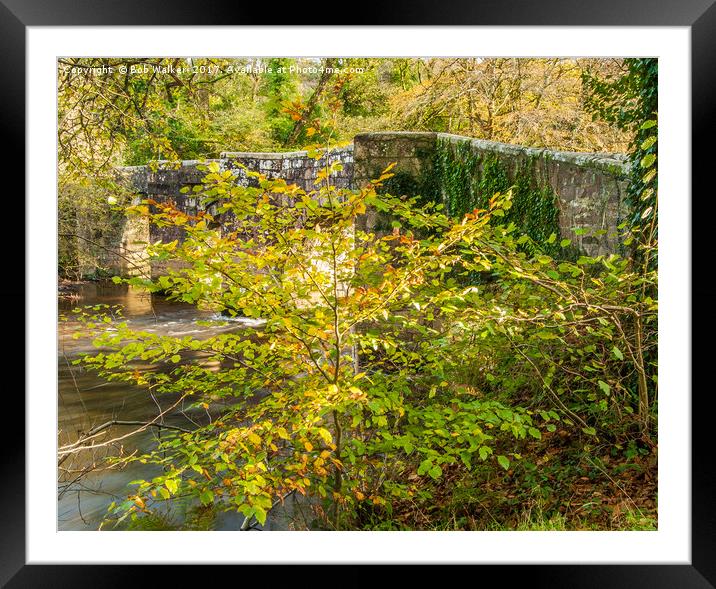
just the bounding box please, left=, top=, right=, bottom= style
left=58, top=281, right=301, bottom=531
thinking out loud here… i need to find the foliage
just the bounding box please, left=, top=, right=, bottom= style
left=582, top=60, right=658, bottom=431
left=389, top=58, right=632, bottom=152
left=453, top=218, right=657, bottom=439
left=379, top=139, right=561, bottom=260
left=71, top=151, right=656, bottom=529
left=432, top=139, right=561, bottom=256
left=261, top=58, right=300, bottom=145
left=583, top=58, right=658, bottom=261
left=58, top=58, right=233, bottom=176
left=73, top=161, right=553, bottom=529
left=60, top=56, right=657, bottom=531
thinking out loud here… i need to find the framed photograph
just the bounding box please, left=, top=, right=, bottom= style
left=7, top=0, right=708, bottom=585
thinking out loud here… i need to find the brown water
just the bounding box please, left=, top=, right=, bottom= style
left=57, top=281, right=297, bottom=531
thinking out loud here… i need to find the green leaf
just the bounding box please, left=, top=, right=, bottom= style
left=598, top=380, right=611, bottom=395
left=640, top=154, right=656, bottom=168
left=497, top=455, right=510, bottom=470
left=417, top=459, right=432, bottom=476
left=612, top=346, right=624, bottom=360
left=170, top=354, right=181, bottom=363
left=536, top=330, right=558, bottom=340
left=582, top=427, right=597, bottom=436
left=479, top=446, right=491, bottom=461
left=640, top=119, right=657, bottom=130
left=253, top=505, right=268, bottom=525
left=528, top=427, right=542, bottom=440
left=428, top=465, right=443, bottom=480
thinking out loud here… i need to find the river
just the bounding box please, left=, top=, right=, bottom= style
left=58, top=281, right=302, bottom=531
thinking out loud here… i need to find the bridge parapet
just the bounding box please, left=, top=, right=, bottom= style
left=113, top=132, right=629, bottom=277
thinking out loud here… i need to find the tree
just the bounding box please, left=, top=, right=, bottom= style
left=72, top=157, right=548, bottom=530
left=389, top=58, right=632, bottom=152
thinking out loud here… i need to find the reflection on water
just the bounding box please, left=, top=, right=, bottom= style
left=58, top=281, right=288, bottom=531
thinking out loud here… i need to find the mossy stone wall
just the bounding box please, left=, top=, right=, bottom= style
left=352, top=132, right=629, bottom=257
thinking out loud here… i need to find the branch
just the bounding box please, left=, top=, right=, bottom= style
left=85, top=420, right=193, bottom=437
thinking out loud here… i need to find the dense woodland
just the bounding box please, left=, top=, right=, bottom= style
left=58, top=57, right=658, bottom=531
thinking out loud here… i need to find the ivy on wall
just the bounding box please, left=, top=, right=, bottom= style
left=375, top=138, right=563, bottom=285
left=378, top=139, right=561, bottom=255
left=432, top=138, right=561, bottom=256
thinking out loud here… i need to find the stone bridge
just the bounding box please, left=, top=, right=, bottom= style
left=109, top=132, right=629, bottom=277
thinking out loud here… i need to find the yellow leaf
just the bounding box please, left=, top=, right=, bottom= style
left=317, top=428, right=333, bottom=445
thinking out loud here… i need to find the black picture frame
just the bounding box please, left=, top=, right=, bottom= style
left=4, top=2, right=708, bottom=586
